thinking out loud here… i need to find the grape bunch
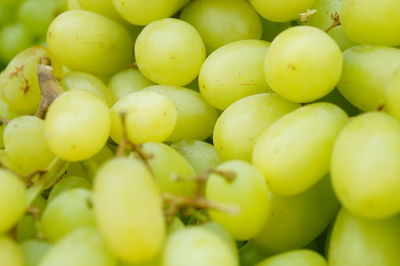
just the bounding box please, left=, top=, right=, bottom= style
left=0, top=0, right=400, bottom=266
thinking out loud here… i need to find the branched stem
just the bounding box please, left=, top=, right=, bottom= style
left=325, top=12, right=341, bottom=32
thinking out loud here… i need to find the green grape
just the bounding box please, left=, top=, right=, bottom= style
left=81, top=145, right=114, bottom=181
left=329, top=209, right=400, bottom=266
left=4, top=116, right=55, bottom=175
left=163, top=227, right=238, bottom=266
left=141, top=142, right=196, bottom=196
left=170, top=140, right=221, bottom=175
left=264, top=26, right=342, bottom=103
left=16, top=195, right=46, bottom=242
left=110, top=91, right=177, bottom=144
left=78, top=0, right=124, bottom=21
left=144, top=85, right=218, bottom=141
left=213, top=93, right=300, bottom=161
left=0, top=2, right=17, bottom=25
left=0, top=46, right=49, bottom=114
left=179, top=0, right=262, bottom=53
left=254, top=176, right=340, bottom=253
left=239, top=241, right=272, bottom=266
left=41, top=188, right=95, bottom=242
left=199, top=222, right=237, bottom=256
left=331, top=112, right=400, bottom=219
left=317, top=89, right=359, bottom=117
left=0, top=98, right=20, bottom=148
left=249, top=0, right=316, bottom=22
left=21, top=240, right=52, bottom=266
left=112, top=0, right=189, bottom=26
left=253, top=103, right=348, bottom=196
left=0, top=235, right=24, bottom=266
left=328, top=26, right=355, bottom=51
left=341, top=0, right=400, bottom=46
left=135, top=18, right=205, bottom=86
left=0, top=22, right=33, bottom=63
left=47, top=10, right=133, bottom=75
left=206, top=160, right=271, bottom=240
left=108, top=68, right=154, bottom=102
left=48, top=176, right=91, bottom=202
left=93, top=157, right=165, bottom=263
left=0, top=169, right=27, bottom=233
left=257, top=250, right=327, bottom=266
left=168, top=217, right=185, bottom=234
left=385, top=69, right=400, bottom=121
left=67, top=0, right=81, bottom=9
left=199, top=40, right=271, bottom=110
left=60, top=71, right=114, bottom=106
left=303, top=0, right=340, bottom=29
left=38, top=227, right=116, bottom=266
left=261, top=19, right=290, bottom=42
left=65, top=162, right=89, bottom=180
left=45, top=90, right=111, bottom=161
left=337, top=45, right=400, bottom=111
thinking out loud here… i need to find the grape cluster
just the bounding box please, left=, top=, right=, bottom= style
left=0, top=0, right=400, bottom=266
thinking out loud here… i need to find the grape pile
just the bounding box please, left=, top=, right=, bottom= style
left=0, top=0, right=400, bottom=265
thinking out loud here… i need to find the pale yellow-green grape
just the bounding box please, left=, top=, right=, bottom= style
left=249, top=0, right=316, bottom=22
left=60, top=71, right=114, bottom=107
left=179, top=0, right=262, bottom=53
left=261, top=19, right=290, bottom=42
left=67, top=0, right=81, bottom=9
left=48, top=176, right=91, bottom=202
left=141, top=142, right=196, bottom=196
left=45, top=90, right=111, bottom=161
left=200, top=222, right=237, bottom=256
left=331, top=112, right=400, bottom=219
left=78, top=0, right=124, bottom=21
left=93, top=157, right=165, bottom=263
left=144, top=85, right=218, bottom=141
left=0, top=235, right=24, bottom=266
left=163, top=227, right=238, bottom=266
left=135, top=18, right=205, bottom=86
left=108, top=68, right=154, bottom=102
left=253, top=103, right=348, bottom=195
left=4, top=116, right=55, bottom=175
left=170, top=140, right=221, bottom=175
left=41, top=189, right=95, bottom=242
left=110, top=91, right=177, bottom=144
left=385, top=69, right=400, bottom=121
left=213, top=93, right=300, bottom=161
left=21, top=240, right=52, bottom=266
left=112, top=0, right=189, bottom=26
left=206, top=160, right=271, bottom=240
left=39, top=227, right=116, bottom=266
left=254, top=176, right=340, bottom=253
left=81, top=145, right=114, bottom=181
left=0, top=22, right=33, bottom=62
left=47, top=10, right=133, bottom=75
left=257, top=250, right=327, bottom=266
left=303, top=0, right=340, bottom=29
left=341, top=0, right=400, bottom=46
left=0, top=46, right=49, bottom=114
left=0, top=98, right=20, bottom=148
left=168, top=217, right=185, bottom=234
left=337, top=45, right=400, bottom=111
left=329, top=209, right=400, bottom=266
left=199, top=40, right=270, bottom=110
left=0, top=169, right=27, bottom=233
left=264, top=26, right=342, bottom=103
left=328, top=26, right=355, bottom=51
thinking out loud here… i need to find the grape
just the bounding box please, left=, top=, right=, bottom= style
left=93, top=157, right=165, bottom=263
left=254, top=176, right=340, bottom=253
left=108, top=68, right=154, bottom=102
left=0, top=22, right=33, bottom=63
left=341, top=0, right=400, bottom=46
left=199, top=222, right=237, bottom=256
left=331, top=112, right=400, bottom=220
left=135, top=18, right=205, bottom=86
left=77, top=0, right=124, bottom=22
left=60, top=71, right=114, bottom=106
left=45, top=90, right=111, bottom=161
left=0, top=2, right=17, bottom=25
left=81, top=145, right=114, bottom=181
left=41, top=188, right=95, bottom=242
left=110, top=91, right=177, bottom=144
left=303, top=0, right=340, bottom=29
left=162, top=227, right=238, bottom=266
left=144, top=85, right=218, bottom=141
left=328, top=209, right=400, bottom=266
left=179, top=0, right=262, bottom=53
left=112, top=0, right=189, bottom=26
left=328, top=26, right=355, bottom=51
left=261, top=19, right=290, bottom=42
left=67, top=0, right=81, bottom=10
left=65, top=162, right=89, bottom=180
left=253, top=103, right=348, bottom=196
left=38, top=227, right=116, bottom=266
left=249, top=0, right=316, bottom=22
left=213, top=93, right=300, bottom=161
left=199, top=40, right=271, bottom=110
left=48, top=176, right=91, bottom=202
left=239, top=241, right=272, bottom=266
left=21, top=240, right=52, bottom=266
left=257, top=249, right=327, bottom=266
left=47, top=10, right=134, bottom=75
left=0, top=98, right=20, bottom=148
left=16, top=196, right=46, bottom=242
left=3, top=116, right=55, bottom=175
left=317, top=89, right=360, bottom=117
left=141, top=142, right=196, bottom=196
left=264, top=26, right=342, bottom=103
left=206, top=160, right=271, bottom=240
left=0, top=169, right=27, bottom=233
left=0, top=235, right=24, bottom=266
left=385, top=69, right=400, bottom=121
left=170, top=140, right=221, bottom=175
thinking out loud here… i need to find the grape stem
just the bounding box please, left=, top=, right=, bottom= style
left=0, top=118, right=9, bottom=125
left=35, top=57, right=64, bottom=119
left=299, top=9, right=317, bottom=23
left=325, top=12, right=341, bottom=32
